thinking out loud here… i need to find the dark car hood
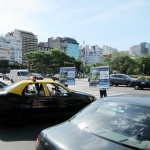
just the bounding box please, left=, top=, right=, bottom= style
left=73, top=90, right=94, bottom=97
left=40, top=122, right=133, bottom=150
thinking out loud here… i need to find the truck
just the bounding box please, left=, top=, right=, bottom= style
left=9, top=69, right=30, bottom=83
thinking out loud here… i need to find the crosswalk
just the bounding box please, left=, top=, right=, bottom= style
left=84, top=90, right=127, bottom=98
left=69, top=85, right=127, bottom=98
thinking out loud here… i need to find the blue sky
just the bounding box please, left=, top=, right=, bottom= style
left=0, top=0, right=150, bottom=51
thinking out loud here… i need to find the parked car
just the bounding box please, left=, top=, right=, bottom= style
left=132, top=76, right=150, bottom=90
left=110, top=74, right=134, bottom=87
left=52, top=74, right=59, bottom=81
left=9, top=69, right=30, bottom=83
left=2, top=73, right=10, bottom=80
left=36, top=94, right=150, bottom=150
left=45, top=74, right=54, bottom=78
left=0, top=79, right=96, bottom=125
left=32, top=73, right=44, bottom=80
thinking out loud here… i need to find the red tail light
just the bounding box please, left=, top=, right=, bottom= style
left=37, top=134, right=40, bottom=142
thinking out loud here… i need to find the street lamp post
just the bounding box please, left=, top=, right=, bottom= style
left=143, top=64, right=145, bottom=75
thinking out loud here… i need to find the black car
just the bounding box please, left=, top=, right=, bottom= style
left=52, top=74, right=59, bottom=81
left=0, top=79, right=96, bottom=125
left=110, top=74, right=134, bottom=87
left=36, top=94, right=150, bottom=150
left=32, top=73, right=44, bottom=80
left=132, top=76, right=150, bottom=90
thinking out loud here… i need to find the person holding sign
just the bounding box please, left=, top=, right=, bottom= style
left=99, top=66, right=109, bottom=98
left=100, top=88, right=107, bottom=98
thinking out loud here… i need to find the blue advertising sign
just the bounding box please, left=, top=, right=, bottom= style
left=59, top=67, right=75, bottom=85
left=89, top=66, right=110, bottom=88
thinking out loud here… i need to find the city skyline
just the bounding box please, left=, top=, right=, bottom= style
left=0, top=0, right=150, bottom=51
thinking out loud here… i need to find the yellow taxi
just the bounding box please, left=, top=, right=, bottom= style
left=0, top=79, right=96, bottom=125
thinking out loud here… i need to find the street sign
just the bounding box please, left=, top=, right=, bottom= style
left=59, top=67, right=76, bottom=85
left=89, top=66, right=110, bottom=88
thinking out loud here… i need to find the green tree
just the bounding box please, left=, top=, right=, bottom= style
left=25, top=50, right=53, bottom=74
left=25, top=49, right=81, bottom=75
left=135, top=55, right=150, bottom=75
left=112, top=53, right=136, bottom=74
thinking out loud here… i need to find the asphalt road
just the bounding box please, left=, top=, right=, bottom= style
left=70, top=78, right=150, bottom=98
left=0, top=78, right=150, bottom=150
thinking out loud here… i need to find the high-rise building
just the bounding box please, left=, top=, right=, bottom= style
left=7, top=29, right=38, bottom=65
left=102, top=45, right=118, bottom=59
left=130, top=42, right=150, bottom=57
left=141, top=42, right=150, bottom=55
left=48, top=37, right=79, bottom=60
left=80, top=45, right=103, bottom=65
left=0, top=35, right=22, bottom=64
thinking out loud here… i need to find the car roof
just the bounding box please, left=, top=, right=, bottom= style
left=102, top=94, right=150, bottom=107
left=20, top=79, right=54, bottom=83
left=5, top=79, right=72, bottom=95
left=137, top=76, right=150, bottom=78
left=110, top=74, right=127, bottom=76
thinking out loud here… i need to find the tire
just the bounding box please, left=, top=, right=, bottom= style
left=7, top=110, right=28, bottom=126
left=134, top=85, right=139, bottom=90
left=115, top=84, right=118, bottom=86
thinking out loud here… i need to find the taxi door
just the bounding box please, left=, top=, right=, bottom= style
left=22, top=83, right=59, bottom=117
left=44, top=83, right=72, bottom=115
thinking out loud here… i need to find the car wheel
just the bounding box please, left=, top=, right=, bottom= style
left=115, top=84, right=118, bottom=86
left=8, top=110, right=28, bottom=126
left=134, top=85, right=139, bottom=90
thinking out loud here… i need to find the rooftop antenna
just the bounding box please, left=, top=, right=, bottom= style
left=83, top=40, right=85, bottom=45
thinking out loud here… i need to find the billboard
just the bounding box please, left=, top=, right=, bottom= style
left=59, top=67, right=76, bottom=85
left=89, top=66, right=110, bottom=88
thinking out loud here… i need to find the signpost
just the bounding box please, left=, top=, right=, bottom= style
left=59, top=67, right=76, bottom=85
left=89, top=66, right=110, bottom=88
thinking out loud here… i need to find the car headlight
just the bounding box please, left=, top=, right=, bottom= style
left=88, top=96, right=96, bottom=101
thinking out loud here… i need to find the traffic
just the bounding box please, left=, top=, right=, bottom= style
left=0, top=70, right=150, bottom=150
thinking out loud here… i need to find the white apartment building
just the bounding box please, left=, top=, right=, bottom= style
left=7, top=29, right=38, bottom=65
left=80, top=45, right=103, bottom=65
left=102, top=45, right=118, bottom=59
left=129, top=45, right=141, bottom=57
left=0, top=35, right=22, bottom=64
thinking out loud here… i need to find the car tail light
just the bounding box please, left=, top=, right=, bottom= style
left=37, top=134, right=40, bottom=142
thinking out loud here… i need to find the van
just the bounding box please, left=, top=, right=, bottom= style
left=9, top=69, right=30, bottom=83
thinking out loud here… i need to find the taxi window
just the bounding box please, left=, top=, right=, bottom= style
left=46, top=83, right=68, bottom=96
left=22, top=83, right=45, bottom=96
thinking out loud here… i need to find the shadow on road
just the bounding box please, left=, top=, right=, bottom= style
left=0, top=117, right=69, bottom=142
